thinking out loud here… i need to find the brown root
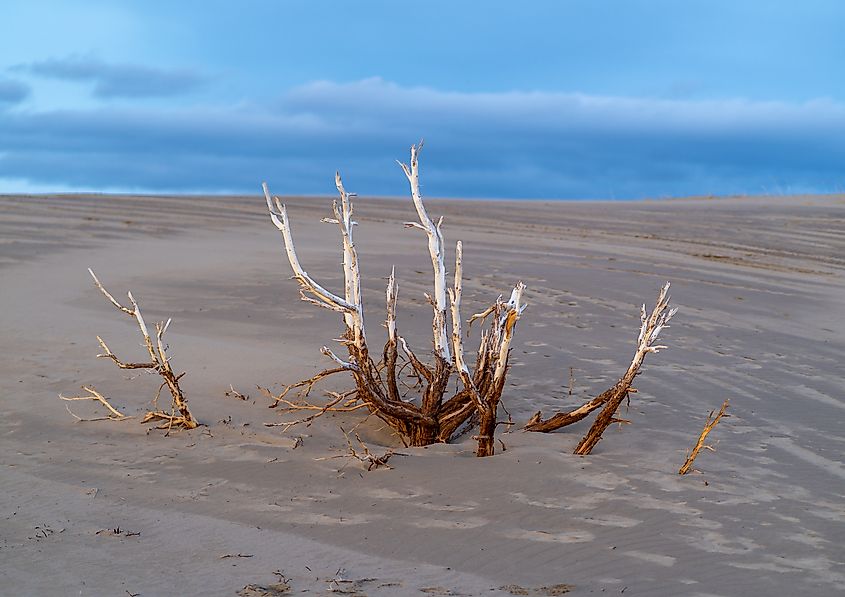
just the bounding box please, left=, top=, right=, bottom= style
left=265, top=368, right=348, bottom=408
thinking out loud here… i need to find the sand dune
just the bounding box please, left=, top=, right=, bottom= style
left=1, top=192, right=843, bottom=596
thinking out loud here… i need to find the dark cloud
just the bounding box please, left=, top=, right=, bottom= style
left=1, top=78, right=843, bottom=197
left=16, top=57, right=207, bottom=98
left=0, top=78, right=30, bottom=105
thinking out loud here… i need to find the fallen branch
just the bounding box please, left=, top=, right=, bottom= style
left=573, top=282, right=677, bottom=455
left=59, top=385, right=131, bottom=422
left=679, top=399, right=730, bottom=475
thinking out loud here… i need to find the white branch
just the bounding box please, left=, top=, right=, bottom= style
left=334, top=172, right=365, bottom=343
left=628, top=282, right=676, bottom=372
left=398, top=141, right=451, bottom=362
left=492, top=282, right=527, bottom=387
left=321, top=346, right=358, bottom=371
left=262, top=182, right=358, bottom=318
left=386, top=266, right=398, bottom=343
left=89, top=269, right=160, bottom=367
left=88, top=268, right=133, bottom=315
left=449, top=241, right=485, bottom=413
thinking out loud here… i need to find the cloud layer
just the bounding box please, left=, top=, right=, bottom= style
left=16, top=57, right=207, bottom=98
left=1, top=77, right=843, bottom=198
left=0, top=78, right=30, bottom=105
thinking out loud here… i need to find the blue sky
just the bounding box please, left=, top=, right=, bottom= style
left=1, top=1, right=843, bottom=199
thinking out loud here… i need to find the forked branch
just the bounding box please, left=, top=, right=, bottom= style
left=450, top=241, right=527, bottom=456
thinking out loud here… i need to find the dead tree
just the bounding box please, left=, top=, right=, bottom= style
left=86, top=269, right=198, bottom=430
left=262, top=142, right=525, bottom=455
left=573, top=282, right=677, bottom=455
left=679, top=399, right=729, bottom=474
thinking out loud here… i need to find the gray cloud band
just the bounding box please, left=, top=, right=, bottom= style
left=1, top=77, right=842, bottom=197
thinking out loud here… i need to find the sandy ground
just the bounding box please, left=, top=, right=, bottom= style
left=1, top=192, right=843, bottom=596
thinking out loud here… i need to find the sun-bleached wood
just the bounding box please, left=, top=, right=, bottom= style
left=399, top=141, right=450, bottom=364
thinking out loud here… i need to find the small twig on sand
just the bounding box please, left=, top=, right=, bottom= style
left=225, top=385, right=250, bottom=400
left=315, top=427, right=405, bottom=471
left=679, top=399, right=730, bottom=475
left=59, top=386, right=131, bottom=422
left=261, top=387, right=365, bottom=432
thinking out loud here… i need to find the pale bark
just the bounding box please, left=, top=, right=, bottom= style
left=399, top=141, right=451, bottom=363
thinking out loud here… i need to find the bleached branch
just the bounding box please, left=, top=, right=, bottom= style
left=262, top=183, right=358, bottom=318
left=449, top=241, right=485, bottom=414
left=321, top=346, right=358, bottom=371
left=398, top=140, right=451, bottom=363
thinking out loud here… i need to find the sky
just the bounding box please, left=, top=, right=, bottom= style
left=1, top=1, right=843, bottom=199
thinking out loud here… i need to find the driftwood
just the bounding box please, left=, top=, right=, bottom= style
left=572, top=282, right=677, bottom=455
left=263, top=142, right=525, bottom=455
left=679, top=399, right=730, bottom=474
left=525, top=283, right=677, bottom=436
left=85, top=269, right=198, bottom=430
